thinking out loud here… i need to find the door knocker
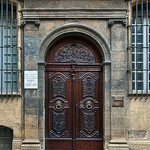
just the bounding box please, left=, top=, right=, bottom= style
left=55, top=100, right=62, bottom=110
left=86, top=100, right=93, bottom=110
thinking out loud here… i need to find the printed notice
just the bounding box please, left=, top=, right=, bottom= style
left=24, top=71, right=38, bottom=89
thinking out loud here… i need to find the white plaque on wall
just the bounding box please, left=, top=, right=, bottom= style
left=24, top=71, right=38, bottom=89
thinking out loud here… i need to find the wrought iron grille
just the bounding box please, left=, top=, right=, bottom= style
left=0, top=0, right=22, bottom=99
left=128, top=0, right=150, bottom=99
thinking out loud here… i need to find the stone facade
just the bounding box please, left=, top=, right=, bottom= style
left=0, top=0, right=150, bottom=150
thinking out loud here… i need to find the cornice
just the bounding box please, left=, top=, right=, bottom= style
left=21, top=8, right=127, bottom=19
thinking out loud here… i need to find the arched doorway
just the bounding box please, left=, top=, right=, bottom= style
left=45, top=37, right=103, bottom=150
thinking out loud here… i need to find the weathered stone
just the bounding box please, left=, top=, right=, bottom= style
left=128, top=130, right=147, bottom=139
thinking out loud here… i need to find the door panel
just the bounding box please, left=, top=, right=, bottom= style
left=46, top=70, right=103, bottom=150
left=45, top=72, right=73, bottom=150
left=75, top=72, right=103, bottom=149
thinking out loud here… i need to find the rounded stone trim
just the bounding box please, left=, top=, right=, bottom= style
left=39, top=23, right=110, bottom=62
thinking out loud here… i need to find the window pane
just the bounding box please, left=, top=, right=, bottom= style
left=132, top=54, right=135, bottom=61
left=132, top=72, right=135, bottom=80
left=132, top=82, right=135, bottom=90
left=137, top=72, right=143, bottom=80
left=132, top=26, right=135, bottom=33
left=132, top=63, right=135, bottom=69
left=132, top=35, right=135, bottom=43
left=132, top=18, right=135, bottom=24
left=137, top=82, right=143, bottom=90
left=137, top=26, right=142, bottom=33
left=137, top=35, right=143, bottom=43
left=137, top=63, right=143, bottom=70
left=137, top=54, right=143, bottom=62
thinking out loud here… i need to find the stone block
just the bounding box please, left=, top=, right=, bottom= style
left=128, top=130, right=147, bottom=139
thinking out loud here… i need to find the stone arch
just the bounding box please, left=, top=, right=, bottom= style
left=38, top=23, right=110, bottom=63
left=38, top=23, right=111, bottom=149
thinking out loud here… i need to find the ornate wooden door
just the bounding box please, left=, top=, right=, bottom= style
left=45, top=38, right=103, bottom=150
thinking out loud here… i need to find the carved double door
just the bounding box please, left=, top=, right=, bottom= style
left=45, top=65, right=103, bottom=150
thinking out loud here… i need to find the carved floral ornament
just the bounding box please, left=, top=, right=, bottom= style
left=52, top=43, right=96, bottom=63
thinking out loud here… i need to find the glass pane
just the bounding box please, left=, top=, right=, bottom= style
left=132, top=82, right=135, bottom=90
left=137, top=35, right=143, bottom=43
left=137, top=47, right=143, bottom=52
left=137, top=72, right=143, bottom=80
left=132, top=54, right=135, bottom=61
left=132, top=18, right=135, bottom=24
left=137, top=63, right=143, bottom=70
left=137, top=54, right=143, bottom=62
left=132, top=63, right=135, bottom=69
left=132, top=26, right=135, bottom=33
left=137, top=82, right=143, bottom=90
left=137, top=26, right=142, bottom=33
left=132, top=35, right=135, bottom=43
left=137, top=17, right=142, bottom=24
left=132, top=72, right=135, bottom=80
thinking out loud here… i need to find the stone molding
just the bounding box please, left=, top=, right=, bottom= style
left=39, top=23, right=110, bottom=63
left=21, top=8, right=127, bottom=19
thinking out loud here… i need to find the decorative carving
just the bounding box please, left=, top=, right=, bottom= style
left=52, top=43, right=96, bottom=63
left=49, top=130, right=69, bottom=138
left=80, top=131, right=99, bottom=138
left=83, top=76, right=95, bottom=98
left=21, top=19, right=40, bottom=26
left=52, top=111, right=66, bottom=134
left=79, top=72, right=99, bottom=79
left=49, top=72, right=69, bottom=79
left=83, top=112, right=96, bottom=134
left=108, top=19, right=127, bottom=26
left=52, top=75, right=66, bottom=98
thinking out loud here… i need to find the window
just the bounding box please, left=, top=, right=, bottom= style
left=0, top=0, right=21, bottom=98
left=129, top=0, right=150, bottom=96
left=0, top=126, right=13, bottom=150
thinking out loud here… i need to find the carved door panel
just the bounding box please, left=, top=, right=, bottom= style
left=45, top=72, right=73, bottom=149
left=75, top=71, right=103, bottom=150
left=45, top=70, right=103, bottom=150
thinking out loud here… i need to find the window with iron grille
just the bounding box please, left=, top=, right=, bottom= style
left=0, top=126, right=13, bottom=150
left=0, top=0, right=21, bottom=98
left=128, top=0, right=150, bottom=97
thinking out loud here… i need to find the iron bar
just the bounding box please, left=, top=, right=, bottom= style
left=6, top=0, right=8, bottom=98
left=11, top=0, right=13, bottom=98
left=16, top=2, right=18, bottom=98
left=135, top=0, right=138, bottom=99
left=1, top=0, right=3, bottom=99
left=141, top=0, right=144, bottom=99
left=146, top=0, right=149, bottom=99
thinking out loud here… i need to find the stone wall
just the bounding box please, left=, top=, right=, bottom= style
left=0, top=98, right=22, bottom=150
left=1, top=0, right=150, bottom=150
